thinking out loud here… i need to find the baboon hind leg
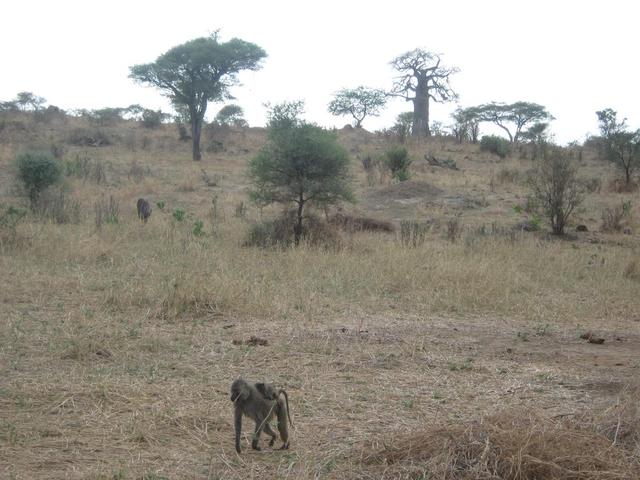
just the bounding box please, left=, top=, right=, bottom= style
left=264, top=423, right=278, bottom=447
left=251, top=415, right=267, bottom=451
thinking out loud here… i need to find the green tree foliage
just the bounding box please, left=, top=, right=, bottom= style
left=596, top=108, right=640, bottom=186
left=214, top=104, right=247, bottom=127
left=384, top=146, right=412, bottom=181
left=327, top=86, right=387, bottom=128
left=451, top=107, right=480, bottom=143
left=15, top=91, right=46, bottom=111
left=529, top=150, right=582, bottom=235
left=467, top=102, right=553, bottom=143
left=15, top=151, right=62, bottom=208
left=392, top=112, right=414, bottom=141
left=390, top=50, right=458, bottom=137
left=129, top=33, right=266, bottom=160
left=141, top=109, right=171, bottom=128
left=248, top=102, right=353, bottom=245
left=480, top=135, right=511, bottom=159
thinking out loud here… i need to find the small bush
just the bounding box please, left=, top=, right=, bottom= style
left=601, top=201, right=632, bottom=232
left=141, top=109, right=165, bottom=129
left=172, top=208, right=186, bottom=222
left=480, top=135, right=511, bottom=159
left=36, top=185, right=81, bottom=224
left=192, top=220, right=205, bottom=237
left=176, top=122, right=190, bottom=141
left=446, top=217, right=461, bottom=242
left=64, top=155, right=106, bottom=184
left=581, top=177, right=602, bottom=193
left=0, top=205, right=27, bottom=247
left=67, top=128, right=111, bottom=147
left=384, top=146, right=412, bottom=182
left=244, top=211, right=341, bottom=249
left=529, top=151, right=583, bottom=235
left=128, top=161, right=150, bottom=183
left=496, top=167, right=520, bottom=184
left=330, top=213, right=395, bottom=233
left=94, top=195, right=119, bottom=228
left=16, top=151, right=62, bottom=207
left=623, top=259, right=640, bottom=281
left=399, top=220, right=431, bottom=247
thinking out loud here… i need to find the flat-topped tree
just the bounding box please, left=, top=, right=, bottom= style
left=390, top=49, right=458, bottom=137
left=129, top=34, right=266, bottom=161
left=328, top=86, right=387, bottom=128
left=468, top=102, right=553, bottom=143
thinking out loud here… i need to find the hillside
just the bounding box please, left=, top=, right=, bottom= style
left=1, top=112, right=639, bottom=479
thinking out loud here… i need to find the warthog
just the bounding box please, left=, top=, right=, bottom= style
left=136, top=198, right=152, bottom=222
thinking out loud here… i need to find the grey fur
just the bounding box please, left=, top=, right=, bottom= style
left=230, top=378, right=291, bottom=453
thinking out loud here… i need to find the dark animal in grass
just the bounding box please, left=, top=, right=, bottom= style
left=230, top=378, right=292, bottom=453
left=136, top=198, right=152, bottom=222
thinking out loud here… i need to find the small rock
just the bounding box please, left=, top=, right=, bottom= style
left=576, top=225, right=588, bottom=232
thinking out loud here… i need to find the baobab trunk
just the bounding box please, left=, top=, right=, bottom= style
left=412, top=94, right=430, bottom=137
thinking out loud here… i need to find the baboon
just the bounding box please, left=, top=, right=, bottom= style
left=230, top=378, right=292, bottom=453
left=136, top=198, right=152, bottom=222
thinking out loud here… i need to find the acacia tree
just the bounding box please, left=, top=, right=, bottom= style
left=390, top=50, right=458, bottom=137
left=129, top=34, right=266, bottom=160
left=469, top=102, right=553, bottom=143
left=596, top=109, right=640, bottom=186
left=249, top=102, right=353, bottom=245
left=15, top=92, right=46, bottom=112
left=451, top=107, right=480, bottom=143
left=214, top=104, right=247, bottom=126
left=328, top=86, right=387, bottom=128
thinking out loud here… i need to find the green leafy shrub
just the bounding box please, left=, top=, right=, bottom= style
left=16, top=151, right=62, bottom=207
left=172, top=208, right=186, bottom=222
left=480, top=135, right=511, bottom=159
left=0, top=205, right=27, bottom=246
left=384, top=146, right=412, bottom=181
left=192, top=220, right=205, bottom=237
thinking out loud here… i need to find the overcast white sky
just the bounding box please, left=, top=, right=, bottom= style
left=2, top=0, right=638, bottom=143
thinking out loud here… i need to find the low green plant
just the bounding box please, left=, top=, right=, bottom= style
left=384, top=145, right=412, bottom=181
left=172, top=208, right=186, bottom=222
left=156, top=201, right=165, bottom=210
left=15, top=151, right=62, bottom=207
left=480, top=135, right=511, bottom=159
left=192, top=219, right=205, bottom=236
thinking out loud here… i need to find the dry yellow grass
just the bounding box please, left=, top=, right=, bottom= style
left=0, top=113, right=639, bottom=479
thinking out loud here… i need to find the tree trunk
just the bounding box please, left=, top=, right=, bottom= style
left=412, top=91, right=430, bottom=137
left=294, top=197, right=304, bottom=246
left=191, top=116, right=202, bottom=161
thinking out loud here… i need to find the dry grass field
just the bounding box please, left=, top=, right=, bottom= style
left=1, top=113, right=639, bottom=479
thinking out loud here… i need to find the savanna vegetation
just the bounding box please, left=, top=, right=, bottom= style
left=1, top=36, right=639, bottom=480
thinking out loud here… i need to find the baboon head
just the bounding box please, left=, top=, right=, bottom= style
left=230, top=378, right=251, bottom=402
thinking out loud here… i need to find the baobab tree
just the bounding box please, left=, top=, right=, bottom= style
left=390, top=49, right=458, bottom=137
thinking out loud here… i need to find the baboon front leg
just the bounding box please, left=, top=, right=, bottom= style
left=264, top=423, right=277, bottom=447
left=234, top=407, right=243, bottom=453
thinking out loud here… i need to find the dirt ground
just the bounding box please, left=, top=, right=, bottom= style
left=2, top=309, right=638, bottom=479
